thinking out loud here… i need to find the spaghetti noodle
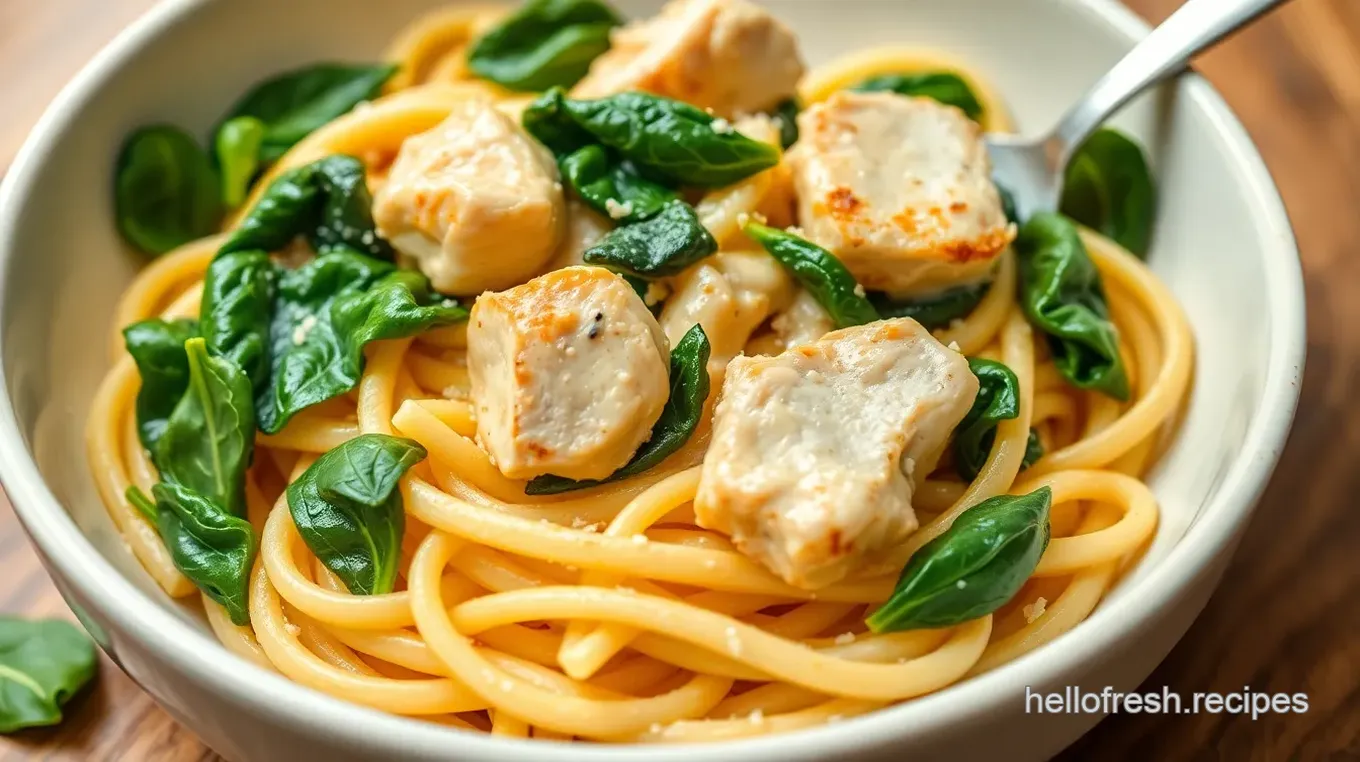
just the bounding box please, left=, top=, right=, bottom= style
left=85, top=2, right=1192, bottom=744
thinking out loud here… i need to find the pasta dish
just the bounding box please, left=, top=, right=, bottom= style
left=87, top=0, right=1192, bottom=743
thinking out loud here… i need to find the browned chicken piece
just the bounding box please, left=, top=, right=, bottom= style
left=696, top=318, right=978, bottom=589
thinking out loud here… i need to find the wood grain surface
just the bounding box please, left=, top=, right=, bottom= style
left=0, top=0, right=1352, bottom=759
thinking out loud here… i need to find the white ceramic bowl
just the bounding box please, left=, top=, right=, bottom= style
left=0, top=0, right=1304, bottom=760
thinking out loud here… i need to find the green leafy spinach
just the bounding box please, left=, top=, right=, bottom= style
left=122, top=318, right=200, bottom=460
left=523, top=88, right=780, bottom=187
left=0, top=617, right=97, bottom=733
left=219, top=155, right=393, bottom=260
left=201, top=249, right=276, bottom=390
left=869, top=281, right=991, bottom=330
left=1059, top=128, right=1156, bottom=258
left=153, top=338, right=256, bottom=517
left=558, top=144, right=677, bottom=224
left=582, top=199, right=716, bottom=277
left=744, top=222, right=879, bottom=328
left=129, top=483, right=256, bottom=626
left=259, top=259, right=467, bottom=434
left=866, top=487, right=1051, bottom=632
left=217, top=63, right=398, bottom=165
left=771, top=97, right=800, bottom=149
left=1015, top=213, right=1129, bottom=400
left=114, top=125, right=223, bottom=256
left=954, top=358, right=1044, bottom=481
left=286, top=434, right=427, bottom=595
left=467, top=0, right=622, bottom=92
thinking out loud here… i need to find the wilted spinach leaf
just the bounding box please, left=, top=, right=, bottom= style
left=1015, top=213, right=1129, bottom=400
left=867, top=487, right=1051, bottom=632
left=870, top=281, right=990, bottom=330
left=139, top=482, right=256, bottom=626
left=123, top=318, right=200, bottom=460
left=583, top=199, right=716, bottom=277
left=523, top=88, right=780, bottom=187
left=559, top=144, right=677, bottom=223
left=259, top=262, right=466, bottom=434
left=0, top=617, right=97, bottom=733
left=153, top=338, right=256, bottom=517
left=220, top=155, right=392, bottom=260
left=467, top=0, right=621, bottom=92
left=1059, top=128, right=1156, bottom=258
left=744, top=222, right=879, bottom=328
left=286, top=434, right=427, bottom=594
left=114, top=125, right=222, bottom=256
left=219, top=63, right=397, bottom=165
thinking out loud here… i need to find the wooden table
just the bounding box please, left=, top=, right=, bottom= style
left=0, top=0, right=1353, bottom=759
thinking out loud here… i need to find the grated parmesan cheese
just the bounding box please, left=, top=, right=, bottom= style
left=605, top=198, right=634, bottom=220
left=291, top=314, right=318, bottom=346
left=1023, top=597, right=1048, bottom=623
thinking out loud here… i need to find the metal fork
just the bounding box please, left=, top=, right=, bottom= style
left=987, top=0, right=1290, bottom=222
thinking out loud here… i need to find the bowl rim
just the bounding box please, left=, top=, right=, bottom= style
left=0, top=0, right=1306, bottom=759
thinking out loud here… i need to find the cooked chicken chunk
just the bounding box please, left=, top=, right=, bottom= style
left=787, top=92, right=1015, bottom=296
left=572, top=0, right=804, bottom=117
left=372, top=99, right=565, bottom=295
left=659, top=250, right=794, bottom=379
left=468, top=266, right=670, bottom=481
left=695, top=318, right=978, bottom=589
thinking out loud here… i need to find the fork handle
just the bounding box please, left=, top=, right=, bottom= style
left=1049, top=0, right=1287, bottom=166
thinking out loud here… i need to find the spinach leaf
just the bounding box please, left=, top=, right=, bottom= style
left=523, top=88, right=780, bottom=187
left=154, top=338, right=256, bottom=517
left=220, top=155, right=392, bottom=260
left=201, top=250, right=275, bottom=389
left=866, top=487, right=1051, bottom=632
left=215, top=116, right=265, bottom=209
left=1015, top=213, right=1129, bottom=400
left=467, top=0, right=621, bottom=92
left=771, top=97, right=800, bottom=149
left=1059, top=128, right=1156, bottom=258
left=526, top=323, right=710, bottom=495
left=286, top=434, right=427, bottom=595
left=851, top=72, right=984, bottom=121
left=583, top=200, right=716, bottom=277
left=559, top=145, right=677, bottom=223
left=114, top=125, right=222, bottom=256
left=1023, top=428, right=1045, bottom=469
left=260, top=264, right=467, bottom=433
left=146, top=482, right=256, bottom=626
left=219, top=64, right=398, bottom=164
left=0, top=617, right=97, bottom=733
left=744, top=222, right=879, bottom=328
left=123, top=318, right=200, bottom=460
left=869, top=281, right=990, bottom=330
left=954, top=358, right=1043, bottom=481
